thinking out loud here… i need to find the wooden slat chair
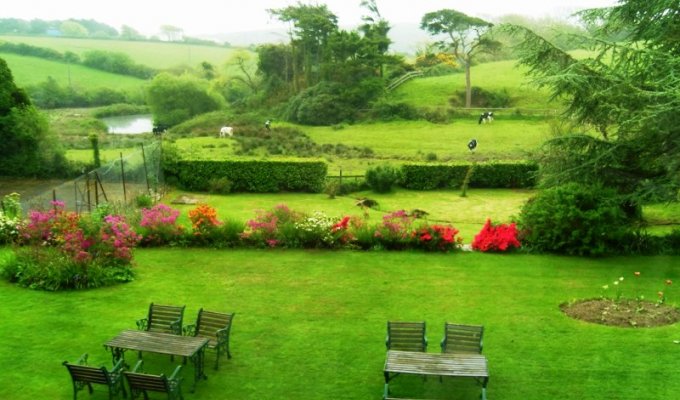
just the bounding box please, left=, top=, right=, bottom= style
left=136, top=303, right=185, bottom=335
left=63, top=353, right=126, bottom=400
left=183, top=309, right=235, bottom=370
left=123, top=360, right=183, bottom=400
left=385, top=321, right=427, bottom=352
left=440, top=323, right=484, bottom=354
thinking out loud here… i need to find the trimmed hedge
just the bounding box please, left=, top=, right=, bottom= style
left=401, top=162, right=538, bottom=190
left=171, top=160, right=328, bottom=193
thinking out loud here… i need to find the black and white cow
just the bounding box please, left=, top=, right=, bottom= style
left=468, top=138, right=478, bottom=152
left=478, top=111, right=494, bottom=124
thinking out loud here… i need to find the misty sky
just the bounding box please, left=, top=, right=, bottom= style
left=4, top=0, right=620, bottom=36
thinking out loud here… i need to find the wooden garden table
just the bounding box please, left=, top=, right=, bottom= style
left=104, top=329, right=208, bottom=392
left=384, top=350, right=489, bottom=400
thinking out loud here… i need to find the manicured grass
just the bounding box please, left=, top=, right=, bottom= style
left=164, top=188, right=533, bottom=240
left=0, top=52, right=147, bottom=90
left=0, top=248, right=678, bottom=399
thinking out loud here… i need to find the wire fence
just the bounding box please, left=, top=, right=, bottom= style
left=24, top=140, right=164, bottom=213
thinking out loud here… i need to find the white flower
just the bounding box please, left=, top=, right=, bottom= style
left=614, top=281, right=619, bottom=285
left=602, top=285, right=609, bottom=290
left=619, top=277, right=624, bottom=281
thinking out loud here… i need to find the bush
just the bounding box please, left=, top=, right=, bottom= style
left=449, top=86, right=512, bottom=108
left=171, top=160, right=328, bottom=193
left=365, top=165, right=400, bottom=193
left=208, top=177, right=233, bottom=194
left=138, top=204, right=184, bottom=246
left=400, top=162, right=538, bottom=190
left=2, top=201, right=139, bottom=290
left=517, top=183, right=633, bottom=256
left=0, top=247, right=133, bottom=291
left=472, top=219, right=521, bottom=252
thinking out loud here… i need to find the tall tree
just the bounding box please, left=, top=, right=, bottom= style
left=268, top=3, right=338, bottom=89
left=146, top=73, right=225, bottom=127
left=505, top=0, right=680, bottom=205
left=0, top=58, right=67, bottom=177
left=420, top=9, right=498, bottom=108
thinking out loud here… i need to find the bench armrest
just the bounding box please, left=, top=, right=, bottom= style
left=169, top=319, right=182, bottom=335
left=169, top=364, right=183, bottom=381
left=136, top=318, right=148, bottom=331
left=183, top=324, right=196, bottom=336
left=130, top=359, right=144, bottom=373
left=216, top=327, right=230, bottom=342
left=76, top=353, right=89, bottom=365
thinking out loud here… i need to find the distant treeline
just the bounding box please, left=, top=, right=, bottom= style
left=0, top=18, right=228, bottom=47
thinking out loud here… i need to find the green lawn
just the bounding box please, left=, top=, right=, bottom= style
left=164, top=188, right=533, bottom=241
left=0, top=248, right=678, bottom=399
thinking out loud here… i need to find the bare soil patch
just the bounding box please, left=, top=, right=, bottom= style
left=561, top=298, right=680, bottom=328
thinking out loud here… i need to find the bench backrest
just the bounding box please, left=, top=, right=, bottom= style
left=195, top=309, right=234, bottom=344
left=147, top=303, right=185, bottom=334
left=124, top=371, right=172, bottom=393
left=441, top=323, right=484, bottom=354
left=63, top=363, right=111, bottom=385
left=386, top=321, right=427, bottom=352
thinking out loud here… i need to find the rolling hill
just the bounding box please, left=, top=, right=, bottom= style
left=0, top=35, right=243, bottom=69
left=0, top=52, right=147, bottom=90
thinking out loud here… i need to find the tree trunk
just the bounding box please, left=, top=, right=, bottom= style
left=465, top=62, right=472, bottom=108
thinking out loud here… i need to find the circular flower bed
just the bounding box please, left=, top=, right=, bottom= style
left=561, top=298, right=680, bottom=328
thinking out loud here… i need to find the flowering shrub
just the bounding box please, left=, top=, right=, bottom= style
left=0, top=211, right=20, bottom=244
left=97, top=215, right=142, bottom=263
left=411, top=224, right=461, bottom=252
left=241, top=204, right=301, bottom=247
left=373, top=210, right=415, bottom=249
left=331, top=216, right=355, bottom=245
left=293, top=211, right=336, bottom=248
left=3, top=201, right=139, bottom=290
left=138, top=203, right=183, bottom=246
left=188, top=204, right=221, bottom=236
left=472, top=219, right=521, bottom=252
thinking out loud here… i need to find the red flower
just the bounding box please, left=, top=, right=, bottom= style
left=471, top=219, right=521, bottom=252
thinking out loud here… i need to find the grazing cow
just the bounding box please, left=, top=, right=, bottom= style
left=478, top=111, right=494, bottom=124
left=468, top=138, right=478, bottom=152
left=152, top=124, right=168, bottom=135
left=219, top=126, right=233, bottom=137
left=264, top=120, right=271, bottom=131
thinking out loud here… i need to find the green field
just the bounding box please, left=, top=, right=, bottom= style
left=390, top=60, right=564, bottom=111
left=1, top=52, right=147, bottom=90
left=0, top=35, right=244, bottom=69
left=1, top=248, right=678, bottom=400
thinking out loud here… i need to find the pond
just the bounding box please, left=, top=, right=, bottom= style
left=101, top=114, right=153, bottom=134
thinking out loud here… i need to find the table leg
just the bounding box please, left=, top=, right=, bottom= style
left=189, top=346, right=208, bottom=392
left=481, top=376, right=488, bottom=400
left=107, top=347, right=127, bottom=368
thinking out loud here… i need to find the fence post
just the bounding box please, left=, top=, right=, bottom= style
left=86, top=173, right=91, bottom=213
left=120, top=152, right=127, bottom=203
left=339, top=167, right=343, bottom=188
left=141, top=144, right=151, bottom=195
left=52, top=190, right=57, bottom=212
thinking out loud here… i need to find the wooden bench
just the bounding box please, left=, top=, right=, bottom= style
left=440, top=323, right=484, bottom=354
left=183, top=308, right=234, bottom=370
left=386, top=321, right=427, bottom=352
left=123, top=360, right=183, bottom=400
left=136, top=303, right=185, bottom=335
left=62, top=353, right=126, bottom=400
